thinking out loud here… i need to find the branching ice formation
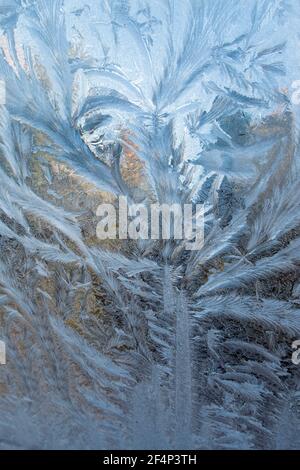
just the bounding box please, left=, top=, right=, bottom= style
left=0, top=0, right=300, bottom=449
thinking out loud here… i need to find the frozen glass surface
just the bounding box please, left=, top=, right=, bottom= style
left=0, top=0, right=300, bottom=450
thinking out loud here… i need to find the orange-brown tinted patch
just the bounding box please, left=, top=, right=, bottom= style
left=120, top=132, right=146, bottom=188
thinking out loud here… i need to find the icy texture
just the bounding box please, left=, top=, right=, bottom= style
left=0, top=0, right=300, bottom=449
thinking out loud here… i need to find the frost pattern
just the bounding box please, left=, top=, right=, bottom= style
left=0, top=0, right=300, bottom=449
